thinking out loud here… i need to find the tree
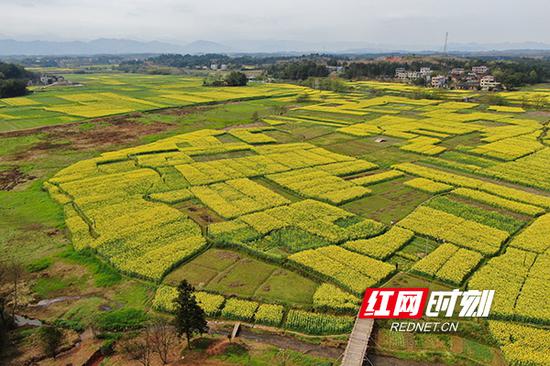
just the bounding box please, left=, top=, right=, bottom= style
left=0, top=79, right=29, bottom=98
left=0, top=62, right=35, bottom=98
left=121, top=333, right=153, bottom=366
left=38, top=325, right=63, bottom=358
left=225, top=71, right=248, bottom=86
left=6, top=261, right=24, bottom=320
left=0, top=263, right=12, bottom=357
left=149, top=318, right=176, bottom=364
left=173, top=280, right=208, bottom=349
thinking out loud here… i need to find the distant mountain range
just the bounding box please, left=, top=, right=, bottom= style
left=1, top=38, right=550, bottom=56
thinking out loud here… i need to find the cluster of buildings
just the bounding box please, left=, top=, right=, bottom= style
left=395, top=67, right=433, bottom=82
left=210, top=63, right=228, bottom=71
left=395, top=65, right=501, bottom=91
left=39, top=74, right=65, bottom=85
left=448, top=66, right=500, bottom=90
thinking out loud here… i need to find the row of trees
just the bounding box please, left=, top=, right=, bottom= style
left=0, top=62, right=36, bottom=98
left=203, top=71, right=248, bottom=87
left=266, top=61, right=329, bottom=81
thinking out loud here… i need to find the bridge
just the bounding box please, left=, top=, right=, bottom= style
left=340, top=316, right=374, bottom=366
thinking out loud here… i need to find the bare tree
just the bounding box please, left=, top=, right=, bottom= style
left=0, top=260, right=24, bottom=320
left=149, top=318, right=177, bottom=364
left=121, top=329, right=153, bottom=366
left=7, top=261, right=24, bottom=319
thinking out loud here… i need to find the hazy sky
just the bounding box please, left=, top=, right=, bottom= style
left=1, top=0, right=548, bottom=45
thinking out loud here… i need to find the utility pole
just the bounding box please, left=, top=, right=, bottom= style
left=443, top=32, right=449, bottom=56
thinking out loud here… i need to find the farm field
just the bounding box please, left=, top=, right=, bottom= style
left=2, top=74, right=550, bottom=366
left=0, top=73, right=304, bottom=132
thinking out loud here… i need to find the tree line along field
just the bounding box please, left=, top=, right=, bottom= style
left=2, top=74, right=550, bottom=365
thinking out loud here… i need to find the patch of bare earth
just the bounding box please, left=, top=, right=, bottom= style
left=0, top=167, right=36, bottom=190
left=1, top=105, right=216, bottom=159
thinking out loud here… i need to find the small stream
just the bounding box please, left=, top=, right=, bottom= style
left=32, top=296, right=80, bottom=307
left=14, top=314, right=42, bottom=327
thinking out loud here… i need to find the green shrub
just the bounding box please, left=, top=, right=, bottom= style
left=27, top=258, right=52, bottom=273
left=95, top=308, right=148, bottom=331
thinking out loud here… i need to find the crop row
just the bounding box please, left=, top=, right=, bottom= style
left=508, top=214, right=550, bottom=253
left=175, top=146, right=354, bottom=185
left=190, top=178, right=289, bottom=219
left=468, top=248, right=549, bottom=324
left=228, top=128, right=277, bottom=144
left=425, top=196, right=524, bottom=234
left=412, top=243, right=482, bottom=285
left=488, top=321, right=549, bottom=366
left=404, top=177, right=453, bottom=194
left=481, top=148, right=550, bottom=191
left=351, top=170, right=405, bottom=186
left=210, top=199, right=385, bottom=245
left=152, top=286, right=354, bottom=334
left=393, top=162, right=550, bottom=208
left=344, top=226, right=414, bottom=260
left=397, top=206, right=508, bottom=255
left=288, top=245, right=395, bottom=295
left=267, top=168, right=370, bottom=204
left=451, top=188, right=543, bottom=216
left=471, top=131, right=543, bottom=161
left=400, top=136, right=446, bottom=156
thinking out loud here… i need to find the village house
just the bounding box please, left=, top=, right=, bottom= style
left=480, top=75, right=501, bottom=90
left=472, top=65, right=489, bottom=75
left=431, top=75, right=447, bottom=88
left=419, top=67, right=432, bottom=76
left=451, top=68, right=465, bottom=76
left=39, top=74, right=65, bottom=85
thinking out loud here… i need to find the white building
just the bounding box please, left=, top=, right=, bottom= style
left=472, top=66, right=489, bottom=74
left=396, top=70, right=422, bottom=80
left=395, top=67, right=407, bottom=79
left=431, top=75, right=447, bottom=88
left=451, top=68, right=465, bottom=76
left=419, top=67, right=432, bottom=76
left=480, top=75, right=500, bottom=90
left=40, top=74, right=64, bottom=85
left=210, top=64, right=218, bottom=70
left=220, top=64, right=228, bottom=70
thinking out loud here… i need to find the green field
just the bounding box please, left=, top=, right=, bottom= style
left=0, top=73, right=304, bottom=131
left=163, top=249, right=318, bottom=304
left=1, top=75, right=549, bottom=366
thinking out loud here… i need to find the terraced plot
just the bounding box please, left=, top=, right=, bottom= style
left=38, top=80, right=550, bottom=354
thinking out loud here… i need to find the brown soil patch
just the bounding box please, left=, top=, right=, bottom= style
left=3, top=117, right=175, bottom=162
left=0, top=104, right=219, bottom=163
left=451, top=335, right=464, bottom=353
left=45, top=118, right=172, bottom=150
left=0, top=167, right=36, bottom=190
left=200, top=214, right=214, bottom=222
left=205, top=339, right=245, bottom=356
